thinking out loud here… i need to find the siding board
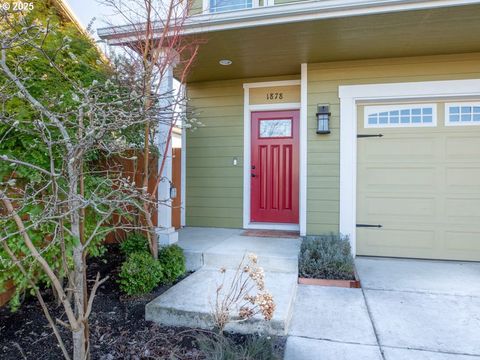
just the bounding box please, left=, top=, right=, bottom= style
left=186, top=53, right=480, bottom=234
left=307, top=52, right=480, bottom=234
left=189, top=126, right=244, bottom=138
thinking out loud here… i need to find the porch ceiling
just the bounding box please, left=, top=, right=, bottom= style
left=182, top=4, right=480, bottom=82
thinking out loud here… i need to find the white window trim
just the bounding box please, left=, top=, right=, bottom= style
left=445, top=102, right=480, bottom=126
left=339, top=78, right=480, bottom=255
left=243, top=75, right=307, bottom=235
left=203, top=0, right=259, bottom=14
left=364, top=103, right=437, bottom=128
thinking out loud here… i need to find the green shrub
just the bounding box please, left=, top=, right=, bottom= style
left=299, top=234, right=355, bottom=280
left=0, top=1, right=110, bottom=310
left=118, top=252, right=163, bottom=295
left=119, top=233, right=149, bottom=255
left=196, top=333, right=281, bottom=360
left=158, top=244, right=186, bottom=284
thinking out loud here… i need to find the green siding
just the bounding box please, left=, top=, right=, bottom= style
left=186, top=53, right=480, bottom=233
left=306, top=52, right=480, bottom=234
left=186, top=75, right=299, bottom=228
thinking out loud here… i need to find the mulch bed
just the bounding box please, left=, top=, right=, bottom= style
left=0, top=245, right=197, bottom=359
left=0, top=244, right=284, bottom=359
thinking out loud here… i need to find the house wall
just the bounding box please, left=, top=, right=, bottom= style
left=186, top=52, right=480, bottom=233
left=306, top=52, right=480, bottom=234
left=189, top=0, right=307, bottom=15
left=186, top=75, right=299, bottom=228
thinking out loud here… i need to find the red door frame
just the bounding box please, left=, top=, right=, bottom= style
left=250, top=110, right=300, bottom=224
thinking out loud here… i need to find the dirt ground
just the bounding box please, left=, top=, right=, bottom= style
left=0, top=245, right=207, bottom=359
left=0, top=245, right=285, bottom=359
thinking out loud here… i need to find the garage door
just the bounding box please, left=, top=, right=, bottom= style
left=357, top=100, right=480, bottom=261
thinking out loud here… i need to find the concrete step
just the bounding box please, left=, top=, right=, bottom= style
left=146, top=268, right=298, bottom=335
left=202, top=234, right=300, bottom=273
left=184, top=247, right=299, bottom=273
left=179, top=229, right=301, bottom=273
left=183, top=249, right=204, bottom=272
left=203, top=251, right=298, bottom=273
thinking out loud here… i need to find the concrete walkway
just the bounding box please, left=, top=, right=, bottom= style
left=146, top=227, right=302, bottom=335
left=285, top=257, right=480, bottom=360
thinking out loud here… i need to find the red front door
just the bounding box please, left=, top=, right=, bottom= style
left=250, top=110, right=299, bottom=224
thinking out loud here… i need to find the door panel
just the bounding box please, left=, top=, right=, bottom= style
left=251, top=110, right=299, bottom=223
left=357, top=101, right=480, bottom=261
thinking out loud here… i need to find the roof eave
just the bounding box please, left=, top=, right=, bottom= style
left=97, top=0, right=480, bottom=45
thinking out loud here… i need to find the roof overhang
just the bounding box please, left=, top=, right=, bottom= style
left=97, top=0, right=480, bottom=82
left=98, top=0, right=480, bottom=42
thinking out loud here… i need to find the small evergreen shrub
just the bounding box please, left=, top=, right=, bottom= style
left=195, top=333, right=281, bottom=360
left=118, top=252, right=163, bottom=295
left=158, top=244, right=186, bottom=284
left=119, top=232, right=149, bottom=255
left=299, top=234, right=355, bottom=280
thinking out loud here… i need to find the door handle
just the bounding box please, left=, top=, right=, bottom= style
left=251, top=174, right=256, bottom=178
left=251, top=165, right=256, bottom=170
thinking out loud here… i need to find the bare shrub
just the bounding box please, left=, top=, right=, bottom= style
left=212, top=253, right=276, bottom=334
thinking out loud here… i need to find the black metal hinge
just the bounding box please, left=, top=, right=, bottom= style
left=357, top=134, right=384, bottom=138
left=356, top=224, right=383, bottom=228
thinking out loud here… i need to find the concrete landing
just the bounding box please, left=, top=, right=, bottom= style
left=147, top=227, right=301, bottom=335
left=178, top=227, right=301, bottom=273
left=146, top=268, right=298, bottom=335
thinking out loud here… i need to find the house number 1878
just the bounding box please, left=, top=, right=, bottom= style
left=266, top=92, right=283, bottom=100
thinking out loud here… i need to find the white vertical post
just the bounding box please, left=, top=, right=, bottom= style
left=339, top=93, right=357, bottom=255
left=242, top=85, right=250, bottom=229
left=300, top=63, right=308, bottom=236
left=180, top=84, right=187, bottom=227
left=156, top=65, right=179, bottom=246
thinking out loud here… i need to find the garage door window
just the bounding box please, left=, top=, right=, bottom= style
left=365, top=104, right=436, bottom=128
left=446, top=103, right=480, bottom=126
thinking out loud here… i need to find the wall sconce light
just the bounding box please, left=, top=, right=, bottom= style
left=316, top=104, right=331, bottom=134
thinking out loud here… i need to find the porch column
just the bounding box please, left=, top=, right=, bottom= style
left=155, top=64, right=179, bottom=246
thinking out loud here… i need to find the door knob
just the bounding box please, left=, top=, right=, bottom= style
left=251, top=173, right=256, bottom=178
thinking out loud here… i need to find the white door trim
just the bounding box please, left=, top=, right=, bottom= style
left=339, top=78, right=480, bottom=255
left=300, top=64, right=308, bottom=236
left=243, top=76, right=306, bottom=235
left=249, top=103, right=301, bottom=111
left=247, top=222, right=300, bottom=231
